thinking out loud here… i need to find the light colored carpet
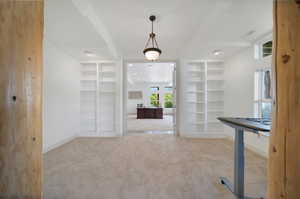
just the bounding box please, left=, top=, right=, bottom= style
left=44, top=134, right=267, bottom=199
left=127, top=114, right=174, bottom=132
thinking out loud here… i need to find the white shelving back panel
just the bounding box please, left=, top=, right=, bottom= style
left=98, top=93, right=115, bottom=132
left=206, top=61, right=224, bottom=132
left=80, top=91, right=97, bottom=132
left=184, top=61, right=206, bottom=134
left=98, top=63, right=116, bottom=135
left=183, top=60, right=224, bottom=136
left=80, top=61, right=122, bottom=137
left=80, top=63, right=97, bottom=133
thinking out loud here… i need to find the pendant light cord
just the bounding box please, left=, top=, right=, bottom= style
left=144, top=15, right=160, bottom=50
left=152, top=20, right=154, bottom=34
left=151, top=20, right=154, bottom=47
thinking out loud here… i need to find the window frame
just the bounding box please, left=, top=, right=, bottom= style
left=254, top=33, right=273, bottom=60
left=150, top=86, right=160, bottom=107
left=262, top=40, right=273, bottom=58
left=254, top=68, right=272, bottom=118
left=164, top=93, right=173, bottom=108
left=253, top=33, right=273, bottom=118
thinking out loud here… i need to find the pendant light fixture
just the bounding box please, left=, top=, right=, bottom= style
left=143, top=15, right=162, bottom=61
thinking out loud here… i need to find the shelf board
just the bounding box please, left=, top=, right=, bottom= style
left=190, top=122, right=206, bottom=125
left=79, top=117, right=96, bottom=120
left=207, top=68, right=224, bottom=72
left=189, top=111, right=205, bottom=114
left=188, top=80, right=205, bottom=83
left=100, top=81, right=116, bottom=83
left=207, top=89, right=224, bottom=92
left=186, top=101, right=205, bottom=104
left=81, top=70, right=97, bottom=73
left=80, top=90, right=96, bottom=92
left=188, top=61, right=206, bottom=64
left=188, top=70, right=205, bottom=73
left=207, top=100, right=224, bottom=103
left=207, top=79, right=224, bottom=81
left=208, top=110, right=224, bottom=113
left=186, top=91, right=204, bottom=94
left=100, top=91, right=115, bottom=93
left=100, top=71, right=115, bottom=74
left=81, top=79, right=97, bottom=81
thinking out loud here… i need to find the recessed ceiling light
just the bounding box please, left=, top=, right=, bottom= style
left=170, top=63, right=175, bottom=67
left=128, top=64, right=133, bottom=67
left=84, top=50, right=96, bottom=57
left=213, top=50, right=224, bottom=56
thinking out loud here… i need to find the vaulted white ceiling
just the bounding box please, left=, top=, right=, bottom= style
left=44, top=0, right=114, bottom=60
left=45, top=0, right=273, bottom=61
left=127, top=63, right=174, bottom=84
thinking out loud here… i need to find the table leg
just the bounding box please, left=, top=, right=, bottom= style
left=234, top=128, right=244, bottom=196
left=220, top=128, right=263, bottom=199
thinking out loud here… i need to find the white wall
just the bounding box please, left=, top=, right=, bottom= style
left=224, top=46, right=271, bottom=157
left=43, top=40, right=80, bottom=153
left=127, top=82, right=174, bottom=115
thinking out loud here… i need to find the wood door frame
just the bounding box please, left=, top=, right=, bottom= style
left=0, top=0, right=44, bottom=198
left=268, top=0, right=300, bottom=198
left=2, top=0, right=300, bottom=198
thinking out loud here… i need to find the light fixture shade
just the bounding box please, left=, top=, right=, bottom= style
left=143, top=48, right=161, bottom=61
left=143, top=15, right=162, bottom=61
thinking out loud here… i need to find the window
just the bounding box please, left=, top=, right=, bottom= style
left=262, top=40, right=272, bottom=58
left=164, top=87, right=173, bottom=108
left=254, top=69, right=272, bottom=119
left=164, top=86, right=173, bottom=92
left=164, top=93, right=173, bottom=108
left=150, top=94, right=159, bottom=107
left=150, top=87, right=160, bottom=107
left=150, top=86, right=159, bottom=92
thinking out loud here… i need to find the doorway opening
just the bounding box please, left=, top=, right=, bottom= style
left=125, top=62, right=176, bottom=135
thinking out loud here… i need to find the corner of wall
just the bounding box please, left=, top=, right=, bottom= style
left=43, top=135, right=77, bottom=154
left=43, top=39, right=81, bottom=152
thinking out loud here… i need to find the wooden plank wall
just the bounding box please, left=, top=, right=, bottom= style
left=268, top=0, right=300, bottom=198
left=0, top=0, right=44, bottom=198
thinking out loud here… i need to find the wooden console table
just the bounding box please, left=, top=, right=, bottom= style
left=137, top=107, right=163, bottom=119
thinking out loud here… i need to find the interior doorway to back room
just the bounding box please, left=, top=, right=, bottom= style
left=126, top=62, right=176, bottom=135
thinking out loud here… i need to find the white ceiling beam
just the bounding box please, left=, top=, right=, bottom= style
left=71, top=0, right=119, bottom=59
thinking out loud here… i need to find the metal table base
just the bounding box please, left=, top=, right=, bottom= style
left=219, top=128, right=264, bottom=199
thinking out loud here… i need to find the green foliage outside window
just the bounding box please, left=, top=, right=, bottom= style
left=150, top=93, right=160, bottom=107
left=164, top=93, right=173, bottom=108
left=262, top=41, right=272, bottom=57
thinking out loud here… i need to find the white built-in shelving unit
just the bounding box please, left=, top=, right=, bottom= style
left=183, top=60, right=224, bottom=136
left=80, top=61, right=122, bottom=137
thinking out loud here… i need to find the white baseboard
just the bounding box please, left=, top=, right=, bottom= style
left=179, top=132, right=268, bottom=158
left=44, top=132, right=121, bottom=154
left=77, top=135, right=121, bottom=138
left=78, top=131, right=121, bottom=137
left=226, top=136, right=269, bottom=158
left=179, top=132, right=230, bottom=139
left=43, top=135, right=77, bottom=154
left=245, top=143, right=269, bottom=158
